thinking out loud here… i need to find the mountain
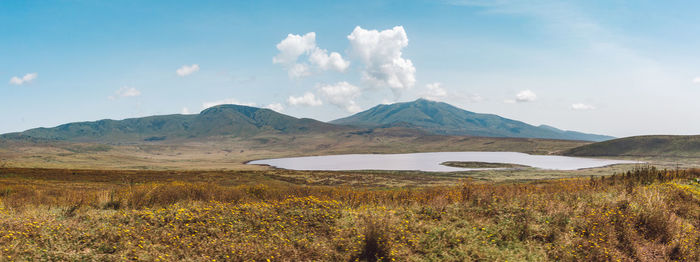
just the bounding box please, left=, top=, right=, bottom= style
left=331, top=99, right=614, bottom=142
left=537, top=125, right=615, bottom=142
left=2, top=100, right=614, bottom=143
left=2, top=104, right=341, bottom=142
left=563, top=135, right=700, bottom=157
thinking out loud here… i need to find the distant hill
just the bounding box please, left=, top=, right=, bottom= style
left=563, top=135, right=700, bottom=157
left=2, top=100, right=614, bottom=143
left=331, top=99, right=613, bottom=142
left=536, top=124, right=614, bottom=142
left=2, top=104, right=341, bottom=142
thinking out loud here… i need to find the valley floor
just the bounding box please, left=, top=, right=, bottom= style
left=0, top=166, right=699, bottom=261
left=0, top=133, right=589, bottom=171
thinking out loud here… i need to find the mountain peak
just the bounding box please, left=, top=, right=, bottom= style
left=200, top=104, right=264, bottom=116
left=7, top=104, right=340, bottom=142
left=332, top=100, right=613, bottom=141
left=2, top=101, right=613, bottom=143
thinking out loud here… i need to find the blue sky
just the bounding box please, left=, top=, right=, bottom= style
left=2, top=0, right=700, bottom=137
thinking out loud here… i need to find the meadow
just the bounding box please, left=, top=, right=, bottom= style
left=0, top=166, right=698, bottom=261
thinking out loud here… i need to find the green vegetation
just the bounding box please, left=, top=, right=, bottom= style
left=441, top=161, right=529, bottom=169
left=332, top=99, right=614, bottom=141
left=2, top=101, right=613, bottom=144
left=1, top=104, right=341, bottom=142
left=0, top=167, right=698, bottom=261
left=564, top=135, right=700, bottom=158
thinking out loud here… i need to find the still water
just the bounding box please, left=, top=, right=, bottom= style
left=249, top=152, right=639, bottom=172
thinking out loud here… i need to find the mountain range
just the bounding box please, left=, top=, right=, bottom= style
left=332, top=99, right=613, bottom=141
left=2, top=99, right=613, bottom=142
left=2, top=105, right=339, bottom=142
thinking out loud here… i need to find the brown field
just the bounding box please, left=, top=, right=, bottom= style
left=1, top=135, right=698, bottom=261
left=0, top=166, right=698, bottom=261
left=0, top=132, right=590, bottom=170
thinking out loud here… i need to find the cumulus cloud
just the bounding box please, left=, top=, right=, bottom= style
left=273, top=32, right=317, bottom=65
left=181, top=107, right=192, bottom=114
left=571, top=103, right=596, bottom=110
left=318, top=82, right=362, bottom=113
left=176, top=64, right=200, bottom=77
left=422, top=82, right=448, bottom=101
left=309, top=48, right=350, bottom=72
left=9, top=73, right=38, bottom=85
left=264, top=103, right=284, bottom=112
left=109, top=86, right=141, bottom=100
left=347, top=26, right=416, bottom=95
left=505, top=90, right=537, bottom=103
left=516, top=90, right=537, bottom=102
left=273, top=32, right=349, bottom=78
left=287, top=92, right=322, bottom=106
left=201, top=98, right=256, bottom=109
left=693, top=77, right=700, bottom=84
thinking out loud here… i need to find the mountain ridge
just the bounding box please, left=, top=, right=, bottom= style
left=563, top=135, right=700, bottom=157
left=2, top=104, right=341, bottom=142
left=331, top=99, right=614, bottom=141
left=2, top=99, right=614, bottom=142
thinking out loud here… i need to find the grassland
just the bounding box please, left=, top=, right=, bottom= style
left=1, top=134, right=699, bottom=261
left=441, top=161, right=530, bottom=169
left=0, top=166, right=698, bottom=261
left=564, top=135, right=700, bottom=158
left=0, top=132, right=589, bottom=170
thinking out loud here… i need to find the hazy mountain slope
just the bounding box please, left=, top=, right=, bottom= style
left=3, top=104, right=341, bottom=142
left=537, top=125, right=614, bottom=142
left=332, top=99, right=613, bottom=141
left=563, top=135, right=700, bottom=157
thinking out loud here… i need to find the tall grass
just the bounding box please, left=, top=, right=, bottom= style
left=0, top=166, right=698, bottom=261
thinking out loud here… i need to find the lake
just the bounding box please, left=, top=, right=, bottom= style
left=248, top=152, right=639, bottom=172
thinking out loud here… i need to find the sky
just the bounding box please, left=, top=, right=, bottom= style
left=1, top=0, right=700, bottom=137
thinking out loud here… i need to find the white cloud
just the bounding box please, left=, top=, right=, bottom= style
left=693, top=77, right=700, bottom=84
left=109, top=86, right=141, bottom=100
left=201, top=98, right=256, bottom=109
left=287, top=92, right=322, bottom=107
left=288, top=63, right=311, bottom=78
left=273, top=32, right=317, bottom=65
left=264, top=103, right=284, bottom=112
left=181, top=107, right=192, bottom=114
left=571, top=103, right=596, bottom=110
left=347, top=26, right=416, bottom=95
left=318, top=82, right=362, bottom=113
left=176, top=64, right=200, bottom=77
left=9, top=73, right=37, bottom=85
left=422, top=82, right=447, bottom=101
left=309, top=48, right=350, bottom=72
left=273, top=32, right=349, bottom=78
left=515, top=89, right=537, bottom=102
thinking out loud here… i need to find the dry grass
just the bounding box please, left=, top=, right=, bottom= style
left=0, top=167, right=698, bottom=261
left=0, top=133, right=589, bottom=170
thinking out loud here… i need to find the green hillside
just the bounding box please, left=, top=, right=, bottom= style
left=2, top=104, right=341, bottom=142
left=331, top=99, right=614, bottom=141
left=2, top=100, right=615, bottom=143
left=563, top=135, right=700, bottom=157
